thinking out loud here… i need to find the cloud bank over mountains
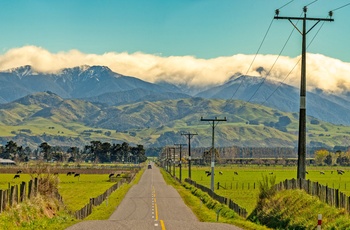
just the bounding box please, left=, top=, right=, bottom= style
left=1, top=46, right=349, bottom=93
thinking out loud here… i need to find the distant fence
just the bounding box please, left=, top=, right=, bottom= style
left=185, top=178, right=247, bottom=218
left=73, top=173, right=136, bottom=219
left=0, top=178, right=39, bottom=213
left=274, top=178, right=350, bottom=213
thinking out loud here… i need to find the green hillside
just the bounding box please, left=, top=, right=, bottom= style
left=0, top=92, right=349, bottom=149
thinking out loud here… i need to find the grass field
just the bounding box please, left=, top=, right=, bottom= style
left=58, top=174, right=122, bottom=211
left=175, top=165, right=350, bottom=214
left=0, top=172, right=128, bottom=212
left=0, top=174, right=33, bottom=190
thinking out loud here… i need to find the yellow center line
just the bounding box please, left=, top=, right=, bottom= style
left=153, top=186, right=165, bottom=229
left=160, top=220, right=166, bottom=230
left=155, top=203, right=159, bottom=220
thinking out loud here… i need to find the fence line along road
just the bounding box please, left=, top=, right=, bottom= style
left=66, top=163, right=242, bottom=230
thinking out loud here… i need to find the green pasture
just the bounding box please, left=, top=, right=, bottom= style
left=59, top=173, right=126, bottom=211
left=0, top=174, right=33, bottom=190
left=176, top=165, right=350, bottom=214
left=0, top=172, right=126, bottom=212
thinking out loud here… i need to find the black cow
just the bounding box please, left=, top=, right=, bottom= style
left=13, top=174, right=20, bottom=179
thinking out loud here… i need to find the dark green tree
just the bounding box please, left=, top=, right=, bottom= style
left=324, top=154, right=333, bottom=166
left=110, top=143, right=121, bottom=162
left=39, top=142, right=52, bottom=162
left=4, top=141, right=18, bottom=160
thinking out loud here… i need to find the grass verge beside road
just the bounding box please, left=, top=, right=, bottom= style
left=160, top=168, right=270, bottom=230
left=84, top=168, right=145, bottom=220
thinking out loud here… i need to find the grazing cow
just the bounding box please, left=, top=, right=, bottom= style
left=116, top=174, right=121, bottom=177
left=306, top=171, right=309, bottom=174
left=206, top=172, right=211, bottom=177
left=205, top=170, right=210, bottom=174
left=17, top=170, right=23, bottom=174
left=67, top=172, right=72, bottom=176
left=234, top=172, right=238, bottom=175
left=320, top=171, right=325, bottom=175
left=337, top=169, right=345, bottom=175
left=269, top=172, right=274, bottom=175
left=74, top=173, right=80, bottom=177
left=219, top=171, right=223, bottom=175
left=13, top=174, right=20, bottom=179
left=109, top=173, right=114, bottom=178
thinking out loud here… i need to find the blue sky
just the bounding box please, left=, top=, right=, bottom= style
left=0, top=0, right=349, bottom=61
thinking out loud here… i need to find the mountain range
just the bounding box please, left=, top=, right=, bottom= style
left=0, top=65, right=349, bottom=150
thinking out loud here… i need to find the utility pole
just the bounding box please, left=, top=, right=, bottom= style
left=181, top=132, right=198, bottom=179
left=175, top=143, right=186, bottom=182
left=274, top=7, right=334, bottom=179
left=169, top=147, right=176, bottom=178
left=200, top=117, right=227, bottom=191
left=166, top=147, right=170, bottom=172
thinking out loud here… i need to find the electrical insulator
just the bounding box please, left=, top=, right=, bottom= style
left=303, top=6, right=307, bottom=13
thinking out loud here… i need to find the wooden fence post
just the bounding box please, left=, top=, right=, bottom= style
left=0, top=190, right=3, bottom=213
left=34, top=178, right=38, bottom=197
left=335, top=189, right=339, bottom=208
left=28, top=179, right=33, bottom=199
left=2, top=189, right=8, bottom=211
left=20, top=182, right=26, bottom=202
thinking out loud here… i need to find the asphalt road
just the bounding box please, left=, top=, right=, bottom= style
left=66, top=163, right=242, bottom=230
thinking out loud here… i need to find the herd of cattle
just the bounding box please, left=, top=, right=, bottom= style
left=11, top=170, right=123, bottom=180
left=203, top=169, right=346, bottom=177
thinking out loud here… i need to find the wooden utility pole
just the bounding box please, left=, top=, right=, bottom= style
left=181, top=132, right=197, bottom=179
left=169, top=147, right=176, bottom=177
left=200, top=117, right=227, bottom=191
left=274, top=7, right=334, bottom=179
left=175, top=143, right=186, bottom=182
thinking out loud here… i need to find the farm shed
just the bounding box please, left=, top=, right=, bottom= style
left=0, top=158, right=16, bottom=165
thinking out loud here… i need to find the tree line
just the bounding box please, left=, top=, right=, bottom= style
left=0, top=140, right=147, bottom=163
left=314, top=149, right=350, bottom=166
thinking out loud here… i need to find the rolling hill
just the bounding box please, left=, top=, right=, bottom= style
left=0, top=91, right=349, bottom=151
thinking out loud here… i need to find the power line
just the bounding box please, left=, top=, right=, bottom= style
left=332, top=2, right=350, bottom=11
left=257, top=15, right=329, bottom=109
left=226, top=18, right=274, bottom=103
left=278, top=0, right=295, bottom=10
left=242, top=17, right=298, bottom=106
left=257, top=25, right=326, bottom=108
left=306, top=0, right=318, bottom=7
left=223, top=1, right=299, bottom=110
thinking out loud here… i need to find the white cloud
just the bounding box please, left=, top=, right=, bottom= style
left=0, top=46, right=349, bottom=93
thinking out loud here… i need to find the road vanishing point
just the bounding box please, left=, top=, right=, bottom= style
left=66, top=163, right=242, bottom=230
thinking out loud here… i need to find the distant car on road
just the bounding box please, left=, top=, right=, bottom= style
left=148, top=164, right=152, bottom=169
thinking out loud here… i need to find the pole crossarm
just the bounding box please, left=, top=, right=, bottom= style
left=274, top=16, right=334, bottom=22
left=200, top=117, right=227, bottom=122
